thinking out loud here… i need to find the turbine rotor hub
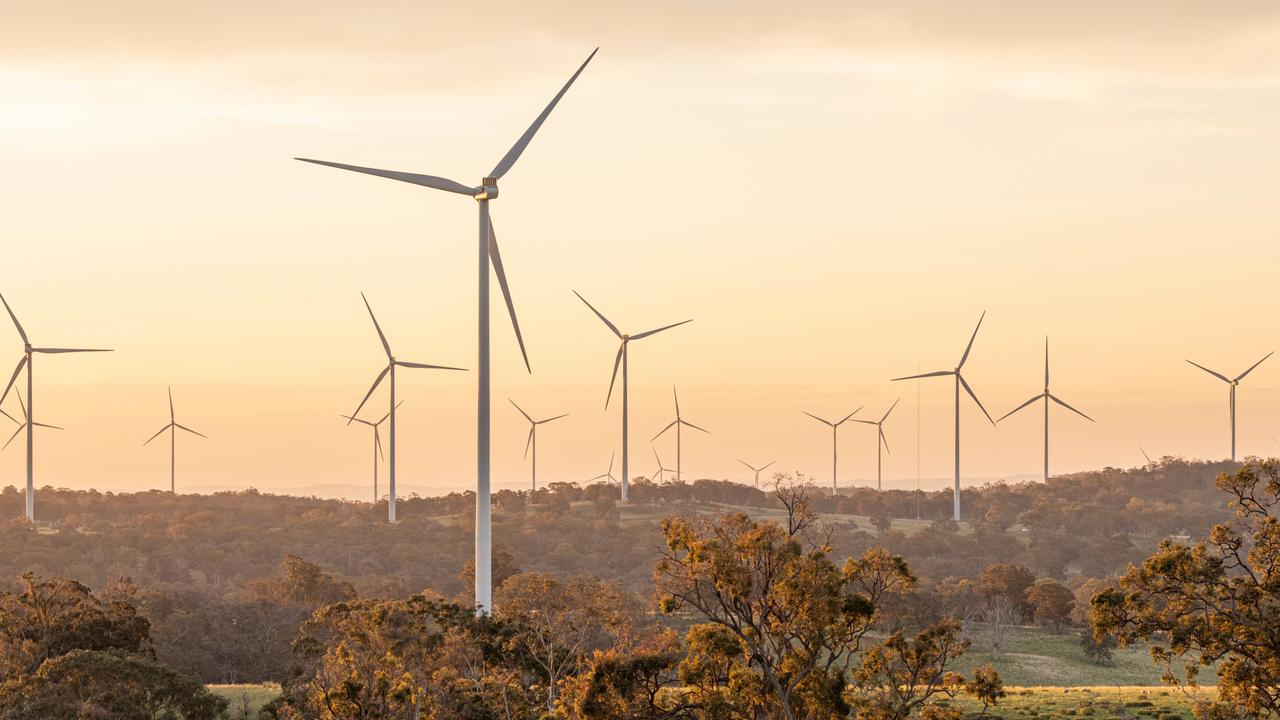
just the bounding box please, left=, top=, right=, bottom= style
left=475, top=177, right=499, bottom=201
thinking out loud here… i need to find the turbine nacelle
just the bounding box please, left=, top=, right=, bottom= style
left=475, top=177, right=499, bottom=201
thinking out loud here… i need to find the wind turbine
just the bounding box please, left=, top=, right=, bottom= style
left=296, top=49, right=596, bottom=614
left=3, top=392, right=62, bottom=451
left=509, top=400, right=568, bottom=491
left=651, top=387, right=708, bottom=482
left=803, top=408, right=861, bottom=496
left=738, top=459, right=776, bottom=489
left=142, top=387, right=207, bottom=493
left=997, top=338, right=1093, bottom=483
left=348, top=293, right=465, bottom=523
left=650, top=447, right=676, bottom=483
left=892, top=312, right=994, bottom=522
left=0, top=293, right=111, bottom=522
left=853, top=399, right=899, bottom=491
left=588, top=451, right=618, bottom=486
left=574, top=291, right=692, bottom=503
left=340, top=402, right=400, bottom=504
left=1185, top=351, right=1273, bottom=462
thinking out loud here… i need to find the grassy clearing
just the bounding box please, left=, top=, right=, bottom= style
left=947, top=685, right=1216, bottom=720
left=208, top=684, right=280, bottom=717
left=951, top=626, right=1176, bottom=686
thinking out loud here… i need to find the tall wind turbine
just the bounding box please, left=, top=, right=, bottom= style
left=651, top=387, right=708, bottom=482
left=348, top=293, right=465, bottom=523
left=143, top=387, right=207, bottom=493
left=997, top=338, right=1093, bottom=483
left=297, top=49, right=596, bottom=614
left=3, top=392, right=62, bottom=452
left=340, top=402, right=400, bottom=504
left=738, top=459, right=776, bottom=489
left=588, top=451, right=618, bottom=486
left=509, top=399, right=568, bottom=491
left=892, top=312, right=994, bottom=522
left=0, top=293, right=111, bottom=522
left=1185, top=351, right=1273, bottom=462
left=650, top=447, right=676, bottom=483
left=574, top=291, right=692, bottom=503
left=803, top=409, right=861, bottom=496
left=853, top=399, right=899, bottom=491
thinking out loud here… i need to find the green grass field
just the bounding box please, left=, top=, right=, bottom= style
left=949, top=626, right=1178, bottom=687
left=948, top=686, right=1216, bottom=720
left=208, top=684, right=280, bottom=717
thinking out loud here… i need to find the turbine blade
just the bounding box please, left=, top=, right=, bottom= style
left=396, top=360, right=467, bottom=371
left=1186, top=360, right=1230, bottom=383
left=881, top=398, right=900, bottom=423
left=1140, top=446, right=1152, bottom=464
left=891, top=370, right=952, bottom=382
left=605, top=344, right=623, bottom=409
left=489, top=48, right=599, bottom=180
left=880, top=428, right=891, bottom=455
left=2, top=425, right=22, bottom=451
left=0, top=294, right=27, bottom=344
left=1235, top=351, right=1275, bottom=382
left=375, top=401, right=402, bottom=427
left=652, top=420, right=678, bottom=441
left=33, top=422, right=63, bottom=431
left=1049, top=393, right=1095, bottom=422
left=957, top=311, right=986, bottom=369
left=375, top=428, right=384, bottom=461
left=0, top=356, right=27, bottom=408
left=673, top=386, right=681, bottom=418
left=0, top=408, right=14, bottom=425
left=1044, top=336, right=1050, bottom=390
left=339, top=414, right=374, bottom=427
left=538, top=413, right=569, bottom=424
left=32, top=348, right=112, bottom=354
left=168, top=386, right=175, bottom=423
left=837, top=408, right=863, bottom=425
left=175, top=423, right=207, bottom=438
left=996, top=395, right=1043, bottom=423
left=509, top=399, right=533, bottom=423
left=488, top=221, right=530, bottom=373
left=958, top=374, right=996, bottom=425
left=738, top=459, right=754, bottom=472
left=294, top=158, right=476, bottom=195
left=573, top=291, right=622, bottom=338
left=681, top=419, right=710, bottom=434
left=350, top=365, right=391, bottom=423
left=524, top=426, right=534, bottom=459
left=360, top=293, right=392, bottom=359
left=631, top=319, right=693, bottom=340
left=761, top=460, right=776, bottom=471
left=143, top=424, right=172, bottom=446
left=803, top=411, right=833, bottom=427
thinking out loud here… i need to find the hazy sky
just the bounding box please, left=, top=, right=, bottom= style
left=2, top=1, right=1279, bottom=496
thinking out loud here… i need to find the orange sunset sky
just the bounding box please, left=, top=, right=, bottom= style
left=1, top=1, right=1279, bottom=497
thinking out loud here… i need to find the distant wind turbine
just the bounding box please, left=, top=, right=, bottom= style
left=853, top=399, right=899, bottom=491
left=0, top=293, right=111, bottom=522
left=348, top=293, right=465, bottom=523
left=892, top=312, right=994, bottom=522
left=738, top=459, right=776, bottom=489
left=650, top=447, right=676, bottom=483
left=341, top=402, right=401, bottom=504
left=297, top=48, right=596, bottom=615
left=1185, top=351, right=1273, bottom=462
left=997, top=338, right=1093, bottom=483
left=588, top=451, right=618, bottom=486
left=803, top=409, right=862, bottom=496
left=3, top=392, right=62, bottom=451
left=143, top=387, right=207, bottom=493
left=509, top=400, right=568, bottom=491
left=574, top=291, right=692, bottom=502
left=651, top=387, right=708, bottom=482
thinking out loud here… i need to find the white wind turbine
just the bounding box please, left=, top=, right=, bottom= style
left=803, top=408, right=862, bottom=496
left=892, top=312, right=994, bottom=522
left=143, top=387, right=207, bottom=493
left=997, top=338, right=1093, bottom=483
left=574, top=291, right=692, bottom=502
left=0, top=293, right=111, bottom=521
left=651, top=387, right=708, bottom=482
left=509, top=400, right=568, bottom=491
left=297, top=49, right=596, bottom=615
left=348, top=293, right=465, bottom=523
left=3, top=392, right=62, bottom=453
left=650, top=447, right=676, bottom=483
left=340, top=402, right=401, bottom=504
left=853, top=399, right=899, bottom=491
left=588, top=451, right=618, bottom=486
left=738, top=459, right=776, bottom=489
left=1185, top=351, right=1273, bottom=462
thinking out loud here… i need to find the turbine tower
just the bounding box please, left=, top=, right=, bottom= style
left=651, top=386, right=708, bottom=482
left=574, top=291, right=692, bottom=502
left=853, top=399, right=899, bottom=491
left=143, top=387, right=207, bottom=493
left=588, top=451, right=618, bottom=486
left=892, top=312, right=994, bottom=522
left=0, top=293, right=111, bottom=522
left=340, top=402, right=400, bottom=504
left=738, top=459, right=776, bottom=489
left=297, top=49, right=596, bottom=615
left=509, top=399, right=568, bottom=491
left=1185, top=351, right=1273, bottom=462
left=803, top=408, right=861, bottom=496
left=348, top=293, right=465, bottom=523
left=997, top=338, right=1093, bottom=482
left=3, top=392, right=62, bottom=451
left=650, top=447, right=676, bottom=483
